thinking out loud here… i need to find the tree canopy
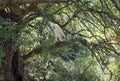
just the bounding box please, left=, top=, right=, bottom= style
left=0, top=0, right=120, bottom=81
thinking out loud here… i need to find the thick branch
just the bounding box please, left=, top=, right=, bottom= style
left=22, top=36, right=120, bottom=60
left=22, top=38, right=91, bottom=60
left=12, top=0, right=67, bottom=4
left=53, top=38, right=90, bottom=48
left=22, top=37, right=97, bottom=60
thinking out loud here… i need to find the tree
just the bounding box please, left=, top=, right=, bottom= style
left=0, top=0, right=120, bottom=81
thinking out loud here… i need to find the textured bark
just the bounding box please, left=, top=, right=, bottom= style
left=11, top=0, right=67, bottom=4
left=0, top=0, right=67, bottom=10
left=12, top=52, right=23, bottom=81
left=3, top=40, right=14, bottom=81
left=1, top=39, right=24, bottom=81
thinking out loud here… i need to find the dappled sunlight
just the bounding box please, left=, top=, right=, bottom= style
left=0, top=0, right=120, bottom=81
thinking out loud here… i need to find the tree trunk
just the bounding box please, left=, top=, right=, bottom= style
left=2, top=40, right=15, bottom=81
left=0, top=39, right=24, bottom=81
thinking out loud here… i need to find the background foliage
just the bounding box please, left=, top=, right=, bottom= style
left=0, top=0, right=120, bottom=81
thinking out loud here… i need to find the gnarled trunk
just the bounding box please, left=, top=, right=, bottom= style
left=0, top=39, right=24, bottom=81
left=2, top=40, right=14, bottom=81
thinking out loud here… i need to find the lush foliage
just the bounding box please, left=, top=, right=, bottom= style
left=0, top=0, right=120, bottom=81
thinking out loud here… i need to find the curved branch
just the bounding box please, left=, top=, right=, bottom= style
left=22, top=38, right=91, bottom=60
left=12, top=0, right=68, bottom=4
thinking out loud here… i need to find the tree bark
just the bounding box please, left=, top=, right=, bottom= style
left=11, top=0, right=67, bottom=4
left=1, top=39, right=24, bottom=81
left=3, top=40, right=15, bottom=81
